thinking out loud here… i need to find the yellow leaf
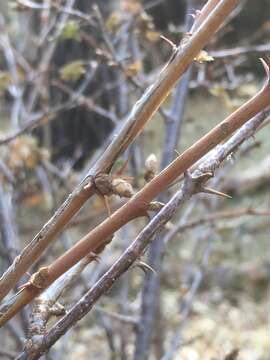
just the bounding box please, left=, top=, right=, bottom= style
left=0, top=71, right=12, bottom=94
left=59, top=60, right=86, bottom=82
left=106, top=11, right=121, bottom=31
left=58, top=20, right=80, bottom=41
left=209, top=85, right=226, bottom=97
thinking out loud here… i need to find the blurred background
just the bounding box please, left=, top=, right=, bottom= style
left=0, top=0, right=270, bottom=359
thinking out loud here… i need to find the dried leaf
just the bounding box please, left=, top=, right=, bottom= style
left=144, top=153, right=158, bottom=182
left=145, top=30, right=160, bottom=43
left=125, top=61, right=143, bottom=77
left=121, top=0, right=142, bottom=13
left=194, top=50, right=214, bottom=63
left=112, top=178, right=134, bottom=198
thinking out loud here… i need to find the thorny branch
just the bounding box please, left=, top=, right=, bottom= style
left=1, top=2, right=270, bottom=357
left=15, top=109, right=270, bottom=359
left=1, top=59, right=270, bottom=327
left=134, top=0, right=194, bottom=357
left=0, top=0, right=241, bottom=303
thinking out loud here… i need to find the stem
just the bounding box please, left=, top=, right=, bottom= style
left=16, top=109, right=268, bottom=360
left=0, top=0, right=240, bottom=303
left=134, top=0, right=194, bottom=357
left=1, top=67, right=270, bottom=328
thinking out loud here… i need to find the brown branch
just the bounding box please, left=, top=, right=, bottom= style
left=0, top=0, right=241, bottom=303
left=134, top=0, right=195, bottom=356
left=190, top=0, right=221, bottom=33
left=15, top=108, right=268, bottom=360
left=49, top=79, right=270, bottom=262
left=1, top=60, right=270, bottom=328
left=27, top=255, right=93, bottom=343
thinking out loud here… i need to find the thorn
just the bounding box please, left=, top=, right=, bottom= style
left=104, top=195, right=112, bottom=216
left=4, top=287, right=25, bottom=302
left=189, top=171, right=213, bottom=184
left=260, top=57, right=270, bottom=80
left=160, top=35, right=177, bottom=51
left=133, top=260, right=157, bottom=275
left=17, top=281, right=31, bottom=292
left=115, top=156, right=131, bottom=176
left=202, top=186, right=232, bottom=199
left=97, top=193, right=112, bottom=216
left=148, top=201, right=165, bottom=211
left=83, top=182, right=91, bottom=190
left=144, top=211, right=151, bottom=220
left=190, top=9, right=201, bottom=20
left=89, top=252, right=101, bottom=263
left=227, top=153, right=235, bottom=164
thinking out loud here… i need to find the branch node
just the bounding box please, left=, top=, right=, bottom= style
left=19, top=267, right=51, bottom=291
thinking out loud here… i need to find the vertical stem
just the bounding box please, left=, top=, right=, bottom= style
left=134, top=2, right=194, bottom=359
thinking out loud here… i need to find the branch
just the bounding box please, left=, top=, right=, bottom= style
left=134, top=0, right=195, bottom=357
left=1, top=63, right=270, bottom=327
left=0, top=0, right=241, bottom=303
left=0, top=64, right=100, bottom=145
left=27, top=255, right=93, bottom=343
left=15, top=108, right=269, bottom=359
